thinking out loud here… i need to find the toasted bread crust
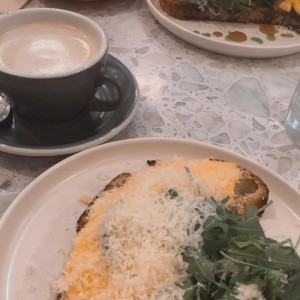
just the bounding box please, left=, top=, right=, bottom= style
left=76, top=160, right=269, bottom=232
left=76, top=173, right=131, bottom=233
left=233, top=166, right=269, bottom=214
left=58, top=173, right=133, bottom=300
left=209, top=159, right=269, bottom=214
left=159, top=0, right=300, bottom=32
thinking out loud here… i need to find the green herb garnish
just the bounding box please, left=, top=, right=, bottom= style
left=267, top=34, right=276, bottom=41
left=167, top=188, right=178, bottom=199
left=182, top=200, right=300, bottom=299
left=251, top=37, right=264, bottom=44
left=281, top=33, right=294, bottom=38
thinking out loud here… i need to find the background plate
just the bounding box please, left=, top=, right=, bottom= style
left=147, top=0, right=300, bottom=58
left=0, top=138, right=299, bottom=299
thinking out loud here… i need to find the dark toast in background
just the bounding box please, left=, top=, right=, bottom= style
left=159, top=0, right=300, bottom=33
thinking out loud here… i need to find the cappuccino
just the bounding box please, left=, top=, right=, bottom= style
left=0, top=21, right=100, bottom=76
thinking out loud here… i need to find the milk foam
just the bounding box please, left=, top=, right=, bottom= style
left=0, top=22, right=99, bottom=76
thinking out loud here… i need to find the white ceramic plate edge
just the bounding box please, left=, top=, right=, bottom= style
left=1, top=137, right=300, bottom=241
left=146, top=0, right=300, bottom=58
left=0, top=137, right=299, bottom=299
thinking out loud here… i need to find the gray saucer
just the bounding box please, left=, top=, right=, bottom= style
left=0, top=55, right=139, bottom=156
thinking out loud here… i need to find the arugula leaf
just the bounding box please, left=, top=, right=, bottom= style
left=285, top=271, right=300, bottom=300
left=182, top=199, right=300, bottom=300
left=183, top=249, right=216, bottom=283
left=202, top=216, right=229, bottom=258
left=210, top=0, right=251, bottom=10
left=181, top=278, right=197, bottom=300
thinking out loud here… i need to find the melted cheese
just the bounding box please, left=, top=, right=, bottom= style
left=54, top=159, right=241, bottom=300
left=276, top=0, right=300, bottom=14
left=292, top=0, right=300, bottom=14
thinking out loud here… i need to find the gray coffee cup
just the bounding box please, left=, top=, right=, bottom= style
left=0, top=8, right=122, bottom=125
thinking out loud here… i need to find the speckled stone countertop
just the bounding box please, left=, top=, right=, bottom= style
left=0, top=0, right=300, bottom=215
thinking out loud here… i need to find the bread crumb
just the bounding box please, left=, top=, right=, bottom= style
left=80, top=195, right=93, bottom=205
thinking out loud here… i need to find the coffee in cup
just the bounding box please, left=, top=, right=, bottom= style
left=0, top=8, right=122, bottom=125
left=0, top=21, right=99, bottom=76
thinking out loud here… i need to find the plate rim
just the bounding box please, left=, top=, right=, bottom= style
left=0, top=137, right=300, bottom=299
left=0, top=54, right=140, bottom=157
left=147, top=0, right=300, bottom=58
left=1, top=137, right=299, bottom=226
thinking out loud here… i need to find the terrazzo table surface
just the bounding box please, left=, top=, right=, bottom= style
left=1, top=0, right=300, bottom=215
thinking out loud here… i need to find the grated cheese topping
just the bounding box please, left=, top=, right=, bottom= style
left=100, top=185, right=215, bottom=299
left=54, top=159, right=241, bottom=300
left=235, top=284, right=266, bottom=300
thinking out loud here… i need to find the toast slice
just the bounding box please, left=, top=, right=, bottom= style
left=55, top=158, right=269, bottom=300
left=159, top=0, right=300, bottom=33
left=76, top=173, right=131, bottom=233
left=77, top=159, right=268, bottom=233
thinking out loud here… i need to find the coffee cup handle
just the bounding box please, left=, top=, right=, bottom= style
left=88, top=72, right=122, bottom=112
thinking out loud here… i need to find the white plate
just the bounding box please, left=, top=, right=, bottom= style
left=0, top=138, right=299, bottom=300
left=147, top=0, right=300, bottom=58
